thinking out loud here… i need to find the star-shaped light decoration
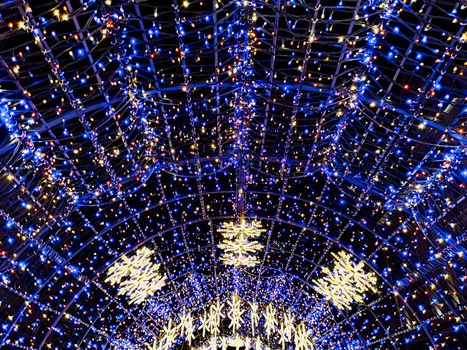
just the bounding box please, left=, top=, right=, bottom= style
left=312, top=251, right=378, bottom=310
left=220, top=336, right=229, bottom=350
left=148, top=319, right=179, bottom=350
left=105, top=247, right=167, bottom=305
left=218, top=219, right=265, bottom=267
left=277, top=322, right=288, bottom=349
left=208, top=336, right=218, bottom=350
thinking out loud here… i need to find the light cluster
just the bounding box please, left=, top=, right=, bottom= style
left=218, top=219, right=265, bottom=267
left=313, top=251, right=378, bottom=311
left=147, top=294, right=315, bottom=350
left=0, top=0, right=465, bottom=349
left=105, top=247, right=167, bottom=305
left=193, top=334, right=266, bottom=350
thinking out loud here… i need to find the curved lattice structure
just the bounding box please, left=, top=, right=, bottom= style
left=0, top=0, right=465, bottom=349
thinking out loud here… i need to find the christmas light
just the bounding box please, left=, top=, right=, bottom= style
left=0, top=0, right=464, bottom=349
left=145, top=293, right=315, bottom=350
left=218, top=219, right=265, bottom=267
left=313, top=251, right=378, bottom=311
left=105, top=247, right=167, bottom=305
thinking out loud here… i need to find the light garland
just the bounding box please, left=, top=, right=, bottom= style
left=218, top=219, right=265, bottom=267
left=105, top=247, right=167, bottom=305
left=312, top=251, right=378, bottom=311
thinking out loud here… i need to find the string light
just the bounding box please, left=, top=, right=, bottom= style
left=105, top=247, right=167, bottom=305
left=218, top=219, right=265, bottom=267
left=313, top=251, right=378, bottom=311
left=147, top=293, right=315, bottom=350
left=0, top=0, right=464, bottom=349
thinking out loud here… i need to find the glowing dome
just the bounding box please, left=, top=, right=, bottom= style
left=0, top=0, right=465, bottom=349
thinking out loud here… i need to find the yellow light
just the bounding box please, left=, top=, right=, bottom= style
left=313, top=251, right=378, bottom=310
left=105, top=247, right=167, bottom=304
left=218, top=220, right=265, bottom=267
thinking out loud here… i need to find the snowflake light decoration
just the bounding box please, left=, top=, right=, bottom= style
left=263, top=304, right=277, bottom=339
left=294, top=322, right=315, bottom=350
left=282, top=311, right=295, bottom=341
left=218, top=219, right=265, bottom=267
left=312, top=251, right=378, bottom=311
left=144, top=294, right=315, bottom=350
left=207, top=299, right=225, bottom=337
left=105, top=247, right=167, bottom=305
left=228, top=334, right=246, bottom=350
left=159, top=319, right=178, bottom=350
left=227, top=294, right=244, bottom=333
left=199, top=310, right=211, bottom=338
left=2, top=0, right=465, bottom=348
left=180, top=313, right=196, bottom=345
left=249, top=301, right=260, bottom=336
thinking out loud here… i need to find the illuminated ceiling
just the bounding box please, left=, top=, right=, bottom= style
left=0, top=0, right=465, bottom=349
